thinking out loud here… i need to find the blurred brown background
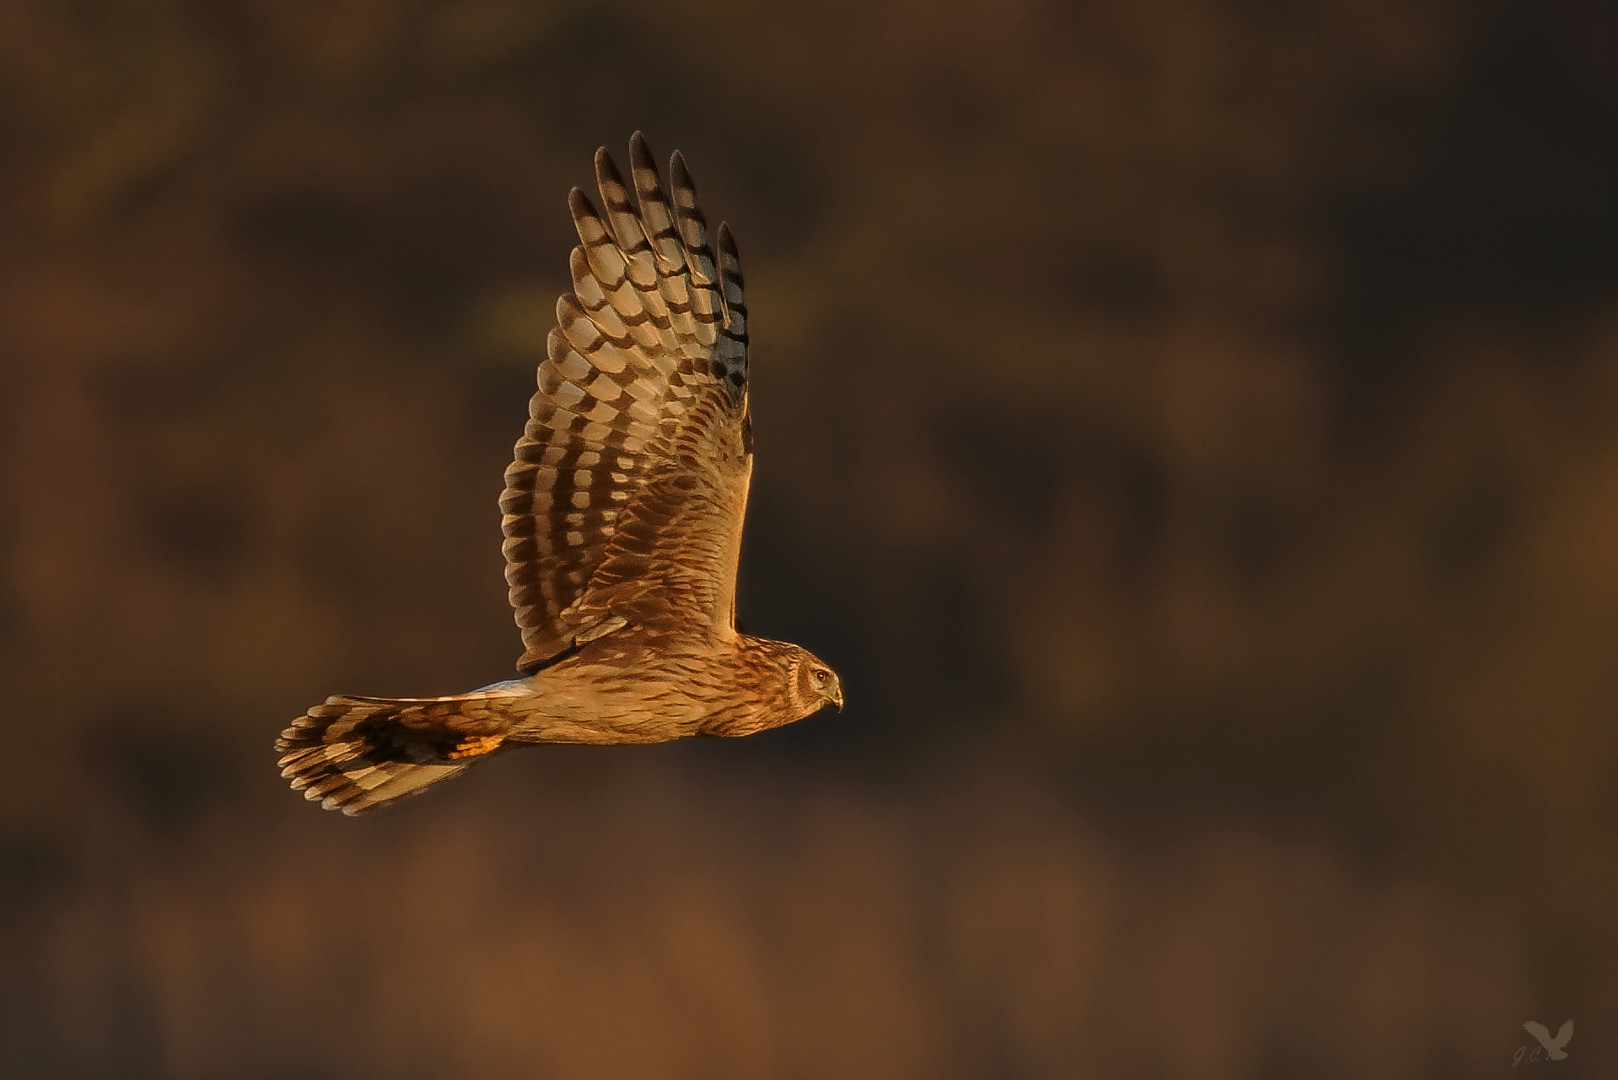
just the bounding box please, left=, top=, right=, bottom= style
left=3, top=0, right=1617, bottom=1076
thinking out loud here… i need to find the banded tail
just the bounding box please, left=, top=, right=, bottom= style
left=275, top=690, right=517, bottom=815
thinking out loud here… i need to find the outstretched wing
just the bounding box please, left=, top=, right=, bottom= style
left=1523, top=1022, right=1551, bottom=1045
left=500, top=133, right=751, bottom=673
left=1555, top=1020, right=1573, bottom=1046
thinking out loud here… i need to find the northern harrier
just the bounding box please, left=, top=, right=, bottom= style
left=276, top=134, right=842, bottom=814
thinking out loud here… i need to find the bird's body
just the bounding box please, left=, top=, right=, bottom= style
left=276, top=134, right=841, bottom=814
left=499, top=632, right=826, bottom=746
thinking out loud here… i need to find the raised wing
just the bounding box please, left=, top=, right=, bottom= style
left=500, top=133, right=751, bottom=673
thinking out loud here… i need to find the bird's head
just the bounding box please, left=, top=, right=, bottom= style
left=721, top=638, right=842, bottom=735
left=788, top=646, right=843, bottom=718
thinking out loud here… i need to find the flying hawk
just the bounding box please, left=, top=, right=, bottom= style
left=276, top=134, right=842, bottom=814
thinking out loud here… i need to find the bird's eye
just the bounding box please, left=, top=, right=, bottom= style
left=812, top=669, right=828, bottom=686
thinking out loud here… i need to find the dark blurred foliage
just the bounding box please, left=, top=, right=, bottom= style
left=3, top=0, right=1618, bottom=1076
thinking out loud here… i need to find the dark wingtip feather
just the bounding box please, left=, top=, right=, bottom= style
left=595, top=146, right=627, bottom=194
left=717, top=222, right=742, bottom=278
left=567, top=185, right=595, bottom=219
left=716, top=222, right=746, bottom=336
left=630, top=130, right=653, bottom=165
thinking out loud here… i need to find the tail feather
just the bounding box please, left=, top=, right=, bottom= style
left=275, top=692, right=515, bottom=815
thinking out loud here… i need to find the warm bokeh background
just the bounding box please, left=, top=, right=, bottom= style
left=3, top=1, right=1617, bottom=1076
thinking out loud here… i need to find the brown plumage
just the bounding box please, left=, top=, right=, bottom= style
left=275, top=134, right=842, bottom=815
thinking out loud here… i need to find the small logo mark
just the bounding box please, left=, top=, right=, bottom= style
left=1515, top=1020, right=1573, bottom=1066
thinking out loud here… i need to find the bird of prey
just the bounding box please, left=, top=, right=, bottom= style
left=1522, top=1020, right=1573, bottom=1061
left=276, top=133, right=842, bottom=814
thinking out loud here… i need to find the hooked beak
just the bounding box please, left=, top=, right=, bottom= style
left=828, top=679, right=844, bottom=712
